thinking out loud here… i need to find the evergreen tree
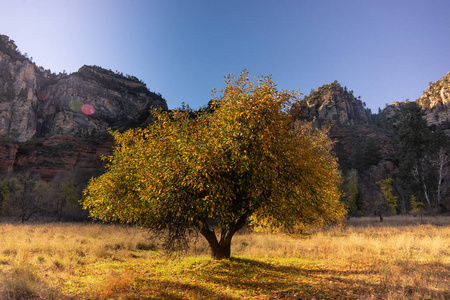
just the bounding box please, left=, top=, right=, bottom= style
left=397, top=102, right=433, bottom=206
left=353, top=137, right=382, bottom=173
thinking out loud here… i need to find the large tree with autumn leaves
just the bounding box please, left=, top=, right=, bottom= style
left=82, top=72, right=346, bottom=259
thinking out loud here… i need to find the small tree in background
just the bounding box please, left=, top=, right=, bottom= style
left=409, top=195, right=423, bottom=213
left=342, top=169, right=359, bottom=216
left=83, top=71, right=346, bottom=259
left=375, top=178, right=398, bottom=221
left=409, top=194, right=425, bottom=222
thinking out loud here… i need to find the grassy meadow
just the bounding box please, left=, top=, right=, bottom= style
left=0, top=216, right=449, bottom=299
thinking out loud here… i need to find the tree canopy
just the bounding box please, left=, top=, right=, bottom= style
left=83, top=71, right=346, bottom=259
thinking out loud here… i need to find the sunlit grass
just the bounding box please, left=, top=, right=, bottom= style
left=0, top=216, right=449, bottom=299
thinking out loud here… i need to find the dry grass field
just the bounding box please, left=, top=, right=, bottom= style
left=0, top=215, right=449, bottom=299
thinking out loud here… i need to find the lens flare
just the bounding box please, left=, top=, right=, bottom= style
left=81, top=104, right=95, bottom=115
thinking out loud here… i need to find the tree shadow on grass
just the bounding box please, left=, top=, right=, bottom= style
left=112, top=257, right=449, bottom=299
left=131, top=278, right=238, bottom=300
left=179, top=257, right=450, bottom=300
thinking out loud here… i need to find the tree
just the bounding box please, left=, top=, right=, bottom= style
left=395, top=103, right=450, bottom=211
left=409, top=194, right=422, bottom=213
left=397, top=102, right=433, bottom=206
left=83, top=71, right=346, bottom=259
left=342, top=169, right=359, bottom=216
left=333, top=140, right=351, bottom=173
left=353, top=137, right=382, bottom=173
left=436, top=148, right=449, bottom=207
left=429, top=127, right=450, bottom=209
left=376, top=178, right=398, bottom=221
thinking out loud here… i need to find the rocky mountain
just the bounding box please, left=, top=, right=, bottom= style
left=294, top=72, right=450, bottom=132
left=295, top=72, right=450, bottom=214
left=293, top=80, right=393, bottom=172
left=381, top=72, right=450, bottom=128
left=0, top=34, right=167, bottom=180
left=295, top=72, right=450, bottom=138
left=293, top=81, right=371, bottom=127
left=416, top=72, right=450, bottom=126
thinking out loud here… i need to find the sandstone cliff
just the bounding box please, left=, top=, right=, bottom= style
left=0, top=34, right=167, bottom=179
left=293, top=81, right=370, bottom=127
left=1, top=35, right=167, bottom=142
left=380, top=72, right=450, bottom=128
left=416, top=72, right=450, bottom=126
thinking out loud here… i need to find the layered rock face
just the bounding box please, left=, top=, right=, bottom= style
left=34, top=65, right=167, bottom=139
left=381, top=72, right=450, bottom=127
left=0, top=44, right=39, bottom=142
left=0, top=36, right=167, bottom=142
left=293, top=81, right=370, bottom=127
left=0, top=34, right=167, bottom=179
left=416, top=72, right=450, bottom=126
left=296, top=72, right=450, bottom=130
left=0, top=137, right=18, bottom=173
left=13, top=136, right=114, bottom=181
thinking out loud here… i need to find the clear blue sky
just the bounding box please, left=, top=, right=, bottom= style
left=1, top=0, right=449, bottom=112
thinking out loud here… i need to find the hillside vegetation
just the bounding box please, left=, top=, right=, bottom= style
left=0, top=217, right=448, bottom=299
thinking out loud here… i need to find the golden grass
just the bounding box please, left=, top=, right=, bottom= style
left=0, top=216, right=448, bottom=299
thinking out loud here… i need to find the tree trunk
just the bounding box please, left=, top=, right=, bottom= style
left=199, top=211, right=249, bottom=260
left=200, top=226, right=234, bottom=260
left=423, top=182, right=431, bottom=206
left=437, top=148, right=448, bottom=206
left=412, top=165, right=431, bottom=206
left=210, top=241, right=231, bottom=260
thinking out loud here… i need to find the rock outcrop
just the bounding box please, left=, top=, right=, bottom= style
left=416, top=72, right=450, bottom=126
left=0, top=45, right=39, bottom=142
left=0, top=137, right=18, bottom=173
left=1, top=35, right=167, bottom=142
left=293, top=81, right=370, bottom=127
left=34, top=65, right=167, bottom=139
left=13, top=136, right=114, bottom=181
left=380, top=72, right=450, bottom=128
left=0, top=34, right=168, bottom=180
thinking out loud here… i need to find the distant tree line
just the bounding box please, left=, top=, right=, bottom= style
left=339, top=101, right=450, bottom=219
left=0, top=169, right=99, bottom=223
